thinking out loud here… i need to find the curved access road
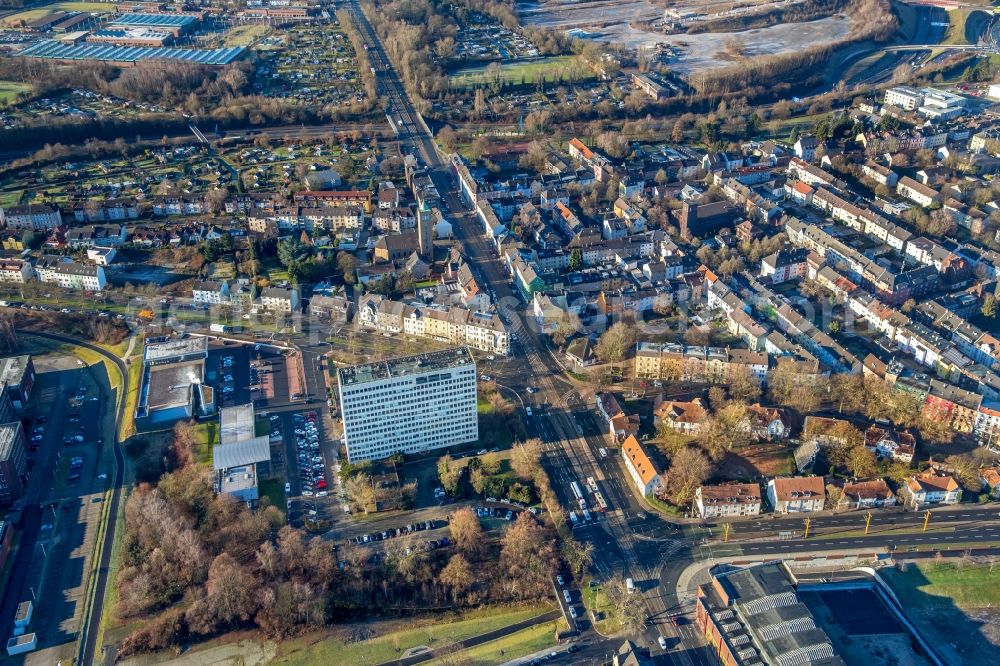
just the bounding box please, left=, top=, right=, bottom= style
left=19, top=330, right=128, bottom=666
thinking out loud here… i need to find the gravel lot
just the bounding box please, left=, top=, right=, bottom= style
left=520, top=0, right=852, bottom=73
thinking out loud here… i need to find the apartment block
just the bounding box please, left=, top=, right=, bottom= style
left=337, top=348, right=478, bottom=462
left=0, top=204, right=62, bottom=230
left=695, top=483, right=762, bottom=519
left=34, top=256, right=106, bottom=291
left=358, top=295, right=509, bottom=355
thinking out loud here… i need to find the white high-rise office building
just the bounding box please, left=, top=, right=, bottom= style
left=337, top=347, right=478, bottom=462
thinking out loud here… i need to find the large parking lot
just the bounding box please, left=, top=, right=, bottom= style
left=0, top=347, right=116, bottom=662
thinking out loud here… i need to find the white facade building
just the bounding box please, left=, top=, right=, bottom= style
left=0, top=260, right=33, bottom=284
left=34, top=257, right=106, bottom=291
left=884, top=86, right=923, bottom=111
left=0, top=204, right=62, bottom=230
left=337, top=348, right=478, bottom=462
left=259, top=287, right=299, bottom=313
left=695, top=483, right=762, bottom=519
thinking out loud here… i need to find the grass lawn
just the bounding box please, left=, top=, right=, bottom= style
left=193, top=421, right=218, bottom=466
left=944, top=7, right=990, bottom=45
left=0, top=81, right=28, bottom=105
left=427, top=620, right=560, bottom=665
left=258, top=478, right=286, bottom=519
left=0, top=190, right=22, bottom=208
left=264, top=258, right=290, bottom=283
left=273, top=604, right=554, bottom=665
left=119, top=356, right=142, bottom=440
left=51, top=1, right=117, bottom=11
left=763, top=112, right=829, bottom=141
left=944, top=8, right=973, bottom=45
left=225, top=23, right=270, bottom=47
left=582, top=581, right=623, bottom=634
left=2, top=3, right=114, bottom=26
left=882, top=561, right=1000, bottom=608
left=880, top=561, right=1000, bottom=664
left=450, top=56, right=595, bottom=88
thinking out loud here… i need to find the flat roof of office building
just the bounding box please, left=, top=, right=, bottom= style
left=220, top=403, right=255, bottom=445
left=213, top=437, right=270, bottom=471
left=220, top=464, right=258, bottom=494
left=338, top=347, right=474, bottom=387
left=146, top=360, right=202, bottom=411
left=0, top=355, right=31, bottom=386
left=144, top=337, right=208, bottom=364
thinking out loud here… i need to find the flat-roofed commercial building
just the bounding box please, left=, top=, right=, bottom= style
left=108, top=12, right=199, bottom=37
left=696, top=562, right=845, bottom=666
left=138, top=337, right=214, bottom=424
left=87, top=28, right=173, bottom=47
left=18, top=40, right=245, bottom=66
left=337, top=347, right=478, bottom=462
left=214, top=403, right=270, bottom=503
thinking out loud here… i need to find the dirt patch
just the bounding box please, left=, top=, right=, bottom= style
left=716, top=442, right=795, bottom=481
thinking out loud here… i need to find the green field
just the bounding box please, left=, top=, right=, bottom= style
left=583, top=581, right=624, bottom=634
left=224, top=23, right=271, bottom=47
left=0, top=190, right=23, bottom=208
left=426, top=620, right=560, bottom=665
left=450, top=56, right=595, bottom=89
left=0, top=81, right=29, bottom=105
left=273, top=604, right=553, bottom=665
left=881, top=561, right=1000, bottom=664
left=258, top=478, right=286, bottom=520
left=883, top=561, right=1000, bottom=608
left=193, top=422, right=218, bottom=466
left=2, top=2, right=114, bottom=25
left=945, top=7, right=993, bottom=45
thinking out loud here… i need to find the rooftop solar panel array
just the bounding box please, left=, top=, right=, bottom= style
left=110, top=13, right=198, bottom=28
left=19, top=40, right=245, bottom=65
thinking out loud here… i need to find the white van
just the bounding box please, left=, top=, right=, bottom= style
left=626, top=578, right=635, bottom=594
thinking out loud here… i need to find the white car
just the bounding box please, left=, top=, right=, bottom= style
left=658, top=636, right=668, bottom=651
left=599, top=448, right=608, bottom=458
left=556, top=575, right=565, bottom=586
left=284, top=482, right=291, bottom=493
